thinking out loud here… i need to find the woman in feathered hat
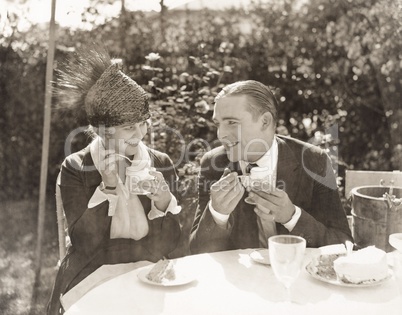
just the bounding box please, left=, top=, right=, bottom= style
left=47, top=44, right=182, bottom=314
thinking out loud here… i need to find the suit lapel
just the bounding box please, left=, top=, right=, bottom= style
left=275, top=136, right=301, bottom=234
left=228, top=161, right=242, bottom=175
left=276, top=136, right=301, bottom=201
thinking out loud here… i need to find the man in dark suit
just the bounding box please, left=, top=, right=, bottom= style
left=190, top=80, right=353, bottom=254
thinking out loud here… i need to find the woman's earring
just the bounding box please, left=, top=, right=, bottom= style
left=105, top=127, right=115, bottom=138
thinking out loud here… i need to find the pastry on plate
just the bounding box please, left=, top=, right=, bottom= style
left=146, top=259, right=176, bottom=283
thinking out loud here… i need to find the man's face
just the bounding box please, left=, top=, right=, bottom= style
left=212, top=95, right=273, bottom=162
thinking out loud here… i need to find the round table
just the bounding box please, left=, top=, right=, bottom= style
left=63, top=248, right=402, bottom=315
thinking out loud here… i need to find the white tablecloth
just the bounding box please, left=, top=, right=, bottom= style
left=64, top=248, right=402, bottom=315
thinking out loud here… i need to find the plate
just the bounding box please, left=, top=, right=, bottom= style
left=137, top=267, right=196, bottom=287
left=305, top=254, right=392, bottom=287
left=250, top=249, right=270, bottom=265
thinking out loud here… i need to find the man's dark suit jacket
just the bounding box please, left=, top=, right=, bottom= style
left=190, top=135, right=353, bottom=254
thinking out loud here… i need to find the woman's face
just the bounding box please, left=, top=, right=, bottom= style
left=102, top=121, right=148, bottom=156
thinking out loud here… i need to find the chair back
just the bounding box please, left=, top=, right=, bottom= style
left=55, top=173, right=70, bottom=263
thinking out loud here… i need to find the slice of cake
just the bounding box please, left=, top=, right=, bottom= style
left=314, top=254, right=344, bottom=281
left=146, top=259, right=176, bottom=283
left=333, top=246, right=389, bottom=284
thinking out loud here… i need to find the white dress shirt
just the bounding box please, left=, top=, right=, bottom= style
left=209, top=137, right=301, bottom=246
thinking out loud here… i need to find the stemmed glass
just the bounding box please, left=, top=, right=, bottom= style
left=268, top=235, right=306, bottom=303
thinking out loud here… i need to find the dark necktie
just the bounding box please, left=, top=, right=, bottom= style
left=246, top=163, right=258, bottom=174
left=245, top=162, right=277, bottom=247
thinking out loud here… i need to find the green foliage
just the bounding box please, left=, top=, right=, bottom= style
left=1, top=0, right=401, bottom=201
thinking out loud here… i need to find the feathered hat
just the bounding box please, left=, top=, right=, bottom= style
left=56, top=44, right=150, bottom=127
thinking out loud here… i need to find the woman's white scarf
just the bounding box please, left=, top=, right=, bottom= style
left=90, top=136, right=150, bottom=240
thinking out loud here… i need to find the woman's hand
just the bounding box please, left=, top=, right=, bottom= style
left=140, top=170, right=172, bottom=211
left=99, top=150, right=118, bottom=188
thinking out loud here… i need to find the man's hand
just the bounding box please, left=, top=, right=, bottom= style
left=210, top=168, right=245, bottom=215
left=249, top=189, right=295, bottom=224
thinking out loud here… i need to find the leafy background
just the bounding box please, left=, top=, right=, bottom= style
left=0, top=0, right=401, bottom=314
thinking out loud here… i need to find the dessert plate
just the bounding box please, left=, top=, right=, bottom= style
left=137, top=267, right=196, bottom=287
left=249, top=249, right=270, bottom=265
left=305, top=254, right=392, bottom=287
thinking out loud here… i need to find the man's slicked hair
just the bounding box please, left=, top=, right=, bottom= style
left=214, top=80, right=278, bottom=124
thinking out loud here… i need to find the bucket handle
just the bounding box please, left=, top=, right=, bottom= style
left=380, top=179, right=402, bottom=211
left=380, top=179, right=394, bottom=195
left=384, top=192, right=402, bottom=212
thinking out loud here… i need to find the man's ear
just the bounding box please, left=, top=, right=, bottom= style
left=261, top=112, right=273, bottom=130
